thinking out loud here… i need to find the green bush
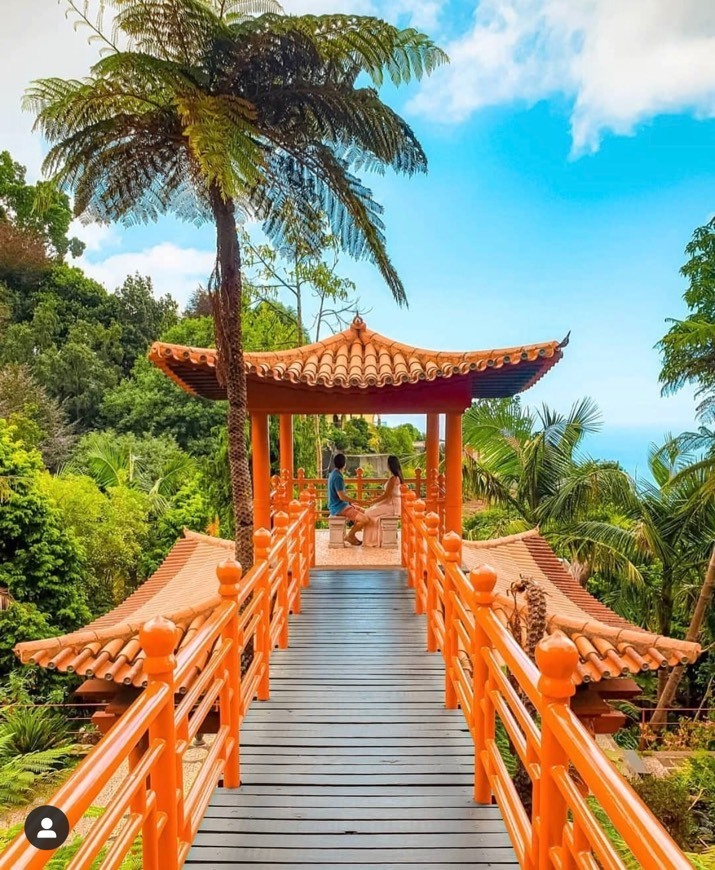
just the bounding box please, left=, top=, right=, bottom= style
left=0, top=706, right=70, bottom=756
left=630, top=773, right=696, bottom=850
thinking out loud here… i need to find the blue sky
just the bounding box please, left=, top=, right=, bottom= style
left=2, top=0, right=715, bottom=475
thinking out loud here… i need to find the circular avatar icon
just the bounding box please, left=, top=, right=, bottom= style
left=24, top=805, right=70, bottom=850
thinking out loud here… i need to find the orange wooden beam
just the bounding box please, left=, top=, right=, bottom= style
left=279, top=414, right=293, bottom=477
left=444, top=411, right=463, bottom=537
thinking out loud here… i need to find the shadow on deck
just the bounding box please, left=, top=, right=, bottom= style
left=186, top=569, right=517, bottom=868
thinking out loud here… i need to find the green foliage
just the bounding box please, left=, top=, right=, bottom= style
left=0, top=604, right=55, bottom=676
left=0, top=706, right=70, bottom=755
left=659, top=217, right=715, bottom=420
left=0, top=420, right=89, bottom=634
left=41, top=473, right=151, bottom=614
left=463, top=507, right=522, bottom=541
left=630, top=774, right=696, bottom=849
left=113, top=274, right=178, bottom=374
left=0, top=743, right=83, bottom=811
left=0, top=150, right=83, bottom=259
left=372, top=422, right=421, bottom=459
left=0, top=364, right=74, bottom=469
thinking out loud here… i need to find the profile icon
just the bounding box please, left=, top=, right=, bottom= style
left=24, top=805, right=70, bottom=850
left=37, top=817, right=57, bottom=839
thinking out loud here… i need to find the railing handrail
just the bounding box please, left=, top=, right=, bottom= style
left=0, top=500, right=316, bottom=870
left=401, top=492, right=692, bottom=870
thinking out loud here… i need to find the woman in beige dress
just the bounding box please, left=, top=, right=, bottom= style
left=363, top=455, right=403, bottom=548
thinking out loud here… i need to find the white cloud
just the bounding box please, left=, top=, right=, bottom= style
left=79, top=243, right=215, bottom=304
left=410, top=0, right=715, bottom=152
left=69, top=220, right=121, bottom=253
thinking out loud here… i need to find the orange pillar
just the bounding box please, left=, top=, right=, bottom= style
left=444, top=411, right=463, bottom=537
left=279, top=413, right=293, bottom=478
left=251, top=412, right=271, bottom=532
left=425, top=413, right=439, bottom=509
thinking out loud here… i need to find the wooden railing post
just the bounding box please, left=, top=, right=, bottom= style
left=471, top=565, right=497, bottom=805
left=404, top=489, right=417, bottom=586
left=216, top=558, right=242, bottom=788
left=414, top=467, right=422, bottom=499
left=254, top=527, right=272, bottom=701
left=534, top=632, right=579, bottom=870
left=141, top=615, right=180, bottom=870
left=412, top=499, right=427, bottom=614
left=300, top=489, right=314, bottom=573
left=400, top=483, right=409, bottom=568
left=442, top=531, right=461, bottom=710
left=425, top=512, right=440, bottom=653
left=274, top=511, right=290, bottom=649
left=289, top=499, right=304, bottom=611
left=297, top=467, right=305, bottom=494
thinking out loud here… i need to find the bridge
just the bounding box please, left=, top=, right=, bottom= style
left=0, top=494, right=693, bottom=870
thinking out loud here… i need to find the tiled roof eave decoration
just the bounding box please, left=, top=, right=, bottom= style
left=463, top=531, right=701, bottom=685
left=148, top=315, right=566, bottom=400
left=14, top=531, right=233, bottom=693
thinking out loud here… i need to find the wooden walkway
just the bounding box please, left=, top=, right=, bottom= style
left=186, top=569, right=517, bottom=868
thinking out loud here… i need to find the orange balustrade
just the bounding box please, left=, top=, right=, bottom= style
left=400, top=495, right=692, bottom=870
left=0, top=500, right=315, bottom=870
left=272, top=468, right=443, bottom=521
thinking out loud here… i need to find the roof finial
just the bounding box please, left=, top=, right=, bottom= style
left=351, top=314, right=366, bottom=333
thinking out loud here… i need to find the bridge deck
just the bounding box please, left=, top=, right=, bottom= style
left=186, top=568, right=517, bottom=868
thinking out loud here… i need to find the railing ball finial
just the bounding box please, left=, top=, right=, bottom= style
left=442, top=531, right=461, bottom=562
left=413, top=498, right=426, bottom=515
left=536, top=631, right=578, bottom=700
left=216, top=558, right=242, bottom=596
left=274, top=511, right=289, bottom=533
left=425, top=512, right=440, bottom=535
left=289, top=498, right=302, bottom=518
left=405, top=488, right=416, bottom=503
left=299, top=489, right=311, bottom=505
left=254, top=527, right=272, bottom=561
left=140, top=615, right=178, bottom=675
left=471, top=564, right=497, bottom=605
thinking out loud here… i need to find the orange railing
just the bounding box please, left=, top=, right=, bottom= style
left=272, top=467, right=446, bottom=527
left=401, top=491, right=692, bottom=870
left=0, top=501, right=315, bottom=870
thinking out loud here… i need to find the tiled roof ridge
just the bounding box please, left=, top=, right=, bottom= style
left=16, top=596, right=221, bottom=662
left=182, top=529, right=234, bottom=550
left=149, top=314, right=563, bottom=391
left=465, top=529, right=541, bottom=549
left=492, top=593, right=696, bottom=659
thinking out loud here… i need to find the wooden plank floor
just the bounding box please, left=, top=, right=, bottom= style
left=186, top=569, right=517, bottom=868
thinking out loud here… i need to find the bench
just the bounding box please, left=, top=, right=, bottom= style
left=328, top=515, right=400, bottom=549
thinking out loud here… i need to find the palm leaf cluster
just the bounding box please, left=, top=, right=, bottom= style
left=463, top=399, right=715, bottom=629
left=28, top=0, right=446, bottom=304
left=29, top=0, right=447, bottom=564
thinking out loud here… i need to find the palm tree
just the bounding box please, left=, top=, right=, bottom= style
left=26, top=0, right=447, bottom=564
left=463, top=398, right=638, bottom=583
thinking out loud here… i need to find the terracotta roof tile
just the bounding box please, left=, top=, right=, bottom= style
left=149, top=315, right=565, bottom=401
left=15, top=531, right=232, bottom=692
left=463, top=530, right=701, bottom=684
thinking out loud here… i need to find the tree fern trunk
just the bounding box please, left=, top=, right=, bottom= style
left=651, top=544, right=715, bottom=729
left=210, top=185, right=253, bottom=569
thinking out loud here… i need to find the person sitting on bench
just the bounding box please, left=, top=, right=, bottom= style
left=327, top=453, right=371, bottom=547
left=363, top=455, right=403, bottom=548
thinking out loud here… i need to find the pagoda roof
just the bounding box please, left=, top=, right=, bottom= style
left=16, top=529, right=699, bottom=689
left=149, top=316, right=566, bottom=413
left=463, top=531, right=700, bottom=685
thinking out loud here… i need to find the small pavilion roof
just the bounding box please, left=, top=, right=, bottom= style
left=463, top=530, right=700, bottom=685
left=149, top=316, right=566, bottom=413
left=16, top=529, right=699, bottom=690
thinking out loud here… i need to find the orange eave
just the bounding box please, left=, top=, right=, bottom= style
left=16, top=529, right=700, bottom=690
left=148, top=315, right=567, bottom=413
left=463, top=530, right=701, bottom=685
